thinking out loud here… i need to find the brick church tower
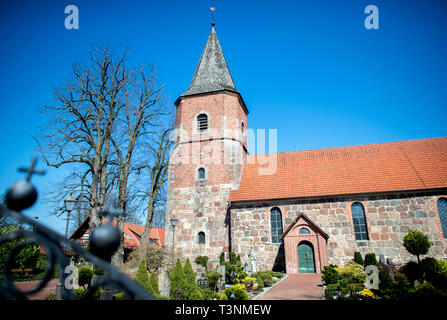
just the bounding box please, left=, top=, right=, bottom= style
left=165, top=25, right=249, bottom=269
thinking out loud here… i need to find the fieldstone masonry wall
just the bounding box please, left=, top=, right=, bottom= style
left=231, top=192, right=447, bottom=272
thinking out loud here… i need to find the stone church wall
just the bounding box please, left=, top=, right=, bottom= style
left=230, top=192, right=447, bottom=272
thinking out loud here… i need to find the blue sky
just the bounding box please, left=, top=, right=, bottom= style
left=1, top=0, right=446, bottom=232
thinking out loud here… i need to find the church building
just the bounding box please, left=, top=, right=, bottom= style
left=165, top=25, right=447, bottom=274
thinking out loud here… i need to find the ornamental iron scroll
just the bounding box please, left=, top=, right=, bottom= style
left=0, top=158, right=154, bottom=300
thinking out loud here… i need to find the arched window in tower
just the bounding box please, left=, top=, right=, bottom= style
left=437, top=198, right=447, bottom=238
left=241, top=122, right=244, bottom=138
left=197, top=113, right=208, bottom=132
left=198, top=232, right=205, bottom=244
left=270, top=207, right=283, bottom=244
left=351, top=202, right=369, bottom=241
left=198, top=167, right=206, bottom=180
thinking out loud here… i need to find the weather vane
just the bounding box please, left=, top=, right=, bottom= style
left=210, top=7, right=215, bottom=27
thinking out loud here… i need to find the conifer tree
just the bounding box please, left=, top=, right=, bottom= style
left=183, top=258, right=199, bottom=299
left=135, top=260, right=153, bottom=295
left=169, top=258, right=186, bottom=300
left=149, top=272, right=160, bottom=296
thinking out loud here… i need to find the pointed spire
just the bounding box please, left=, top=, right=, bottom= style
left=180, top=27, right=238, bottom=98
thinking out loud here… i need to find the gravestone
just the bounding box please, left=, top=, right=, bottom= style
left=216, top=265, right=226, bottom=284
left=379, top=254, right=386, bottom=264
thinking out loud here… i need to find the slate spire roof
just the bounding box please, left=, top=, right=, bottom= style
left=180, top=27, right=239, bottom=97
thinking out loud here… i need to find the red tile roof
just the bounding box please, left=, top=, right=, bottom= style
left=70, top=217, right=165, bottom=250
left=229, top=137, right=447, bottom=202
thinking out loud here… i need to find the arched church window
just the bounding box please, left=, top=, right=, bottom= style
left=351, top=202, right=369, bottom=241
left=197, top=113, right=208, bottom=132
left=437, top=198, right=447, bottom=238
left=270, top=207, right=283, bottom=244
left=198, top=232, right=205, bottom=244
left=241, top=122, right=244, bottom=138
left=198, top=167, right=206, bottom=180
left=299, top=228, right=310, bottom=235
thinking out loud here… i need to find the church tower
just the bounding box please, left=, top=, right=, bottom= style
left=165, top=25, right=248, bottom=269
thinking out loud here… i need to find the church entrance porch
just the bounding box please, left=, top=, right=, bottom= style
left=280, top=213, right=329, bottom=274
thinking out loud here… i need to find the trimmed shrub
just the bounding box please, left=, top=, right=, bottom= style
left=224, top=284, right=249, bottom=300
left=218, top=292, right=228, bottom=300
left=219, top=252, right=225, bottom=265
left=336, top=260, right=366, bottom=284
left=354, top=252, right=364, bottom=266
left=420, top=257, right=439, bottom=283
left=401, top=261, right=422, bottom=285
left=149, top=272, right=160, bottom=296
left=195, top=256, right=209, bottom=271
left=321, top=264, right=339, bottom=285
left=403, top=230, right=431, bottom=263
left=78, top=265, right=94, bottom=289
left=188, top=288, right=204, bottom=300
left=364, top=253, right=378, bottom=266
left=229, top=251, right=237, bottom=265
left=183, top=258, right=199, bottom=299
left=437, top=259, right=447, bottom=273
left=206, top=271, right=222, bottom=292
left=73, top=287, right=86, bottom=300
left=409, top=282, right=446, bottom=298
left=134, top=259, right=152, bottom=294
left=170, top=258, right=186, bottom=300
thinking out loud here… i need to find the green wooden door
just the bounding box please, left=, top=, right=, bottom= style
left=298, top=242, right=315, bottom=273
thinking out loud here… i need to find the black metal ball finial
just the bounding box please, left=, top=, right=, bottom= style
left=89, top=224, right=121, bottom=259
left=5, top=181, right=38, bottom=211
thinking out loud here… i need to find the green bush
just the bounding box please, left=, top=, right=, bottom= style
left=206, top=271, right=222, bottom=292
left=188, top=288, right=204, bottom=300
left=256, top=276, right=264, bottom=290
left=218, top=292, right=228, bottom=300
left=183, top=258, right=199, bottom=299
left=378, top=264, right=394, bottom=290
left=219, top=252, right=225, bottom=265
left=149, top=272, right=160, bottom=296
left=437, top=260, right=447, bottom=273
left=134, top=259, right=152, bottom=294
left=409, top=282, right=446, bottom=298
left=224, top=262, right=247, bottom=284
left=112, top=292, right=126, bottom=300
left=321, top=264, right=339, bottom=285
left=354, top=252, right=364, bottom=266
left=420, top=257, right=439, bottom=283
left=364, top=253, right=378, bottom=266
left=335, top=260, right=366, bottom=283
left=78, top=265, right=94, bottom=289
left=403, top=230, right=431, bottom=263
left=380, top=280, right=412, bottom=300
left=195, top=256, right=208, bottom=271
left=401, top=261, right=422, bottom=285
left=73, top=287, right=86, bottom=300
left=229, top=251, right=237, bottom=265
left=170, top=258, right=186, bottom=300
left=224, top=286, right=249, bottom=300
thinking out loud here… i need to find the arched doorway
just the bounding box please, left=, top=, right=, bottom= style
left=297, top=242, right=315, bottom=273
